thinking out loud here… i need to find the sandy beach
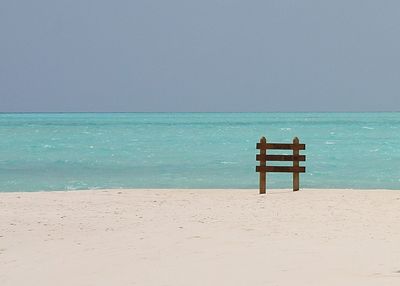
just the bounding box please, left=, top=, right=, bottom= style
left=1, top=189, right=400, bottom=286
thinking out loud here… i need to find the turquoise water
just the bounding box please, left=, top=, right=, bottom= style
left=0, top=112, right=399, bottom=192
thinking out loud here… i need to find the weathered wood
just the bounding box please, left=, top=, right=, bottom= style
left=256, top=143, right=306, bottom=150
left=258, top=137, right=267, bottom=194
left=256, top=154, right=306, bottom=162
left=293, top=137, right=300, bottom=192
left=256, top=166, right=306, bottom=173
left=256, top=136, right=306, bottom=194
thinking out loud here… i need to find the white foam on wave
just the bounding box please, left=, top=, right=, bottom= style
left=362, top=126, right=374, bottom=130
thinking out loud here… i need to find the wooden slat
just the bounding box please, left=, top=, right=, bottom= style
left=256, top=154, right=306, bottom=162
left=256, top=166, right=306, bottom=173
left=256, top=143, right=305, bottom=150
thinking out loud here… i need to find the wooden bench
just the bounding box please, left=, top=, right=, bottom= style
left=256, top=137, right=306, bottom=194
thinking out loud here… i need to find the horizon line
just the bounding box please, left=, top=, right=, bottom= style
left=0, top=111, right=399, bottom=114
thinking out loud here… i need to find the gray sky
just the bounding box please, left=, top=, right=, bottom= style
left=1, top=0, right=399, bottom=112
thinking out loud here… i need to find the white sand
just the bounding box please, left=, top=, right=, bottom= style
left=1, top=189, right=400, bottom=286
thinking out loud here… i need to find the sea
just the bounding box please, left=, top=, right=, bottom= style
left=0, top=112, right=399, bottom=192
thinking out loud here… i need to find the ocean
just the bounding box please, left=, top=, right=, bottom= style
left=0, top=112, right=399, bottom=192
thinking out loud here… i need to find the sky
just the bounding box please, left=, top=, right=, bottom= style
left=1, top=0, right=399, bottom=112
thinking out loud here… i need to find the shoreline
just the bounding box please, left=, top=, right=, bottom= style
left=1, top=189, right=400, bottom=285
left=1, top=187, right=399, bottom=194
